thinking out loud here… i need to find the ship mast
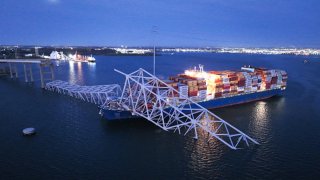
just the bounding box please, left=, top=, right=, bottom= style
left=152, top=26, right=157, bottom=76
left=153, top=43, right=156, bottom=76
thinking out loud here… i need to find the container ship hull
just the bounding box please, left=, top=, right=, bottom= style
left=101, top=88, right=284, bottom=121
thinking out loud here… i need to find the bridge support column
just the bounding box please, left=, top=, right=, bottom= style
left=9, top=63, right=13, bottom=78
left=39, top=64, right=44, bottom=88
left=29, top=64, right=34, bottom=82
left=50, top=63, right=54, bottom=80
left=14, top=64, right=18, bottom=78
left=24, top=64, right=28, bottom=82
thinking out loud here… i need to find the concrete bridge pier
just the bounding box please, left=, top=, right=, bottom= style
left=23, top=64, right=28, bottom=82
left=39, top=62, right=55, bottom=88
left=0, top=59, right=54, bottom=88
left=14, top=64, right=18, bottom=78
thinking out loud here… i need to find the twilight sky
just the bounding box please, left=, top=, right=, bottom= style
left=0, top=0, right=319, bottom=47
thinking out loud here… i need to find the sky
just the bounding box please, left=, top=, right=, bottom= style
left=0, top=0, right=319, bottom=47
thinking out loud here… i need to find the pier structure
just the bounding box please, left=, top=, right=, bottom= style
left=0, top=59, right=54, bottom=88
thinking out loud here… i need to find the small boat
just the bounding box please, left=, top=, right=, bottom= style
left=87, top=55, right=96, bottom=63
left=22, top=127, right=36, bottom=136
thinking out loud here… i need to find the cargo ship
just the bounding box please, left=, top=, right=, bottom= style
left=101, top=65, right=287, bottom=120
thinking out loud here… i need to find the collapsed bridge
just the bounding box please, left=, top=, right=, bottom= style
left=45, top=68, right=259, bottom=150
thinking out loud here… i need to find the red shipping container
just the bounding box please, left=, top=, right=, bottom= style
left=198, top=85, right=207, bottom=90
left=215, top=92, right=222, bottom=98
left=271, top=77, right=277, bottom=84
left=215, top=78, right=222, bottom=83
left=238, top=81, right=245, bottom=86
left=197, top=82, right=206, bottom=86
left=223, top=84, right=230, bottom=89
left=188, top=91, right=198, bottom=97
left=266, top=84, right=271, bottom=89
left=230, top=77, right=237, bottom=81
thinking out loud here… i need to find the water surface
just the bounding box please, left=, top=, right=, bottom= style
left=0, top=53, right=320, bottom=179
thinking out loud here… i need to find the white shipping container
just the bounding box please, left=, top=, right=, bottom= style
left=179, top=85, right=188, bottom=98
left=179, top=86, right=188, bottom=91
left=237, top=87, right=245, bottom=91
left=251, top=87, right=258, bottom=91
left=223, top=82, right=230, bottom=86
left=222, top=78, right=229, bottom=83
left=198, top=90, right=207, bottom=99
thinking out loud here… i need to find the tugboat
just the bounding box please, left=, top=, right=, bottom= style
left=87, top=55, right=96, bottom=63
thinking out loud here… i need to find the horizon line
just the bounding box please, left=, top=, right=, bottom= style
left=1, top=44, right=320, bottom=49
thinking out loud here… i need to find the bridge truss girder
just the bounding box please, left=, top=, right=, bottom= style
left=45, top=80, right=121, bottom=105
left=115, top=68, right=259, bottom=149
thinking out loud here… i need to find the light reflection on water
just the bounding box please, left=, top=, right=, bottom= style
left=68, top=61, right=84, bottom=85
left=88, top=62, right=96, bottom=70
left=68, top=61, right=75, bottom=84
left=183, top=117, right=225, bottom=175
left=252, top=101, right=269, bottom=131
left=249, top=97, right=286, bottom=146
left=184, top=130, right=222, bottom=174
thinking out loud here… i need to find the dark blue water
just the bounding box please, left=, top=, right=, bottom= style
left=1, top=53, right=320, bottom=179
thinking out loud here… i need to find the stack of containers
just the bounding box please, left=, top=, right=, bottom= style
left=257, top=74, right=262, bottom=90
left=237, top=72, right=245, bottom=93
left=270, top=70, right=278, bottom=89
left=167, top=67, right=287, bottom=100
left=197, top=78, right=207, bottom=100
left=276, top=71, right=282, bottom=88
left=260, top=70, right=272, bottom=90
left=280, top=70, right=288, bottom=88
left=169, top=76, right=180, bottom=82
left=242, top=72, right=252, bottom=93
left=160, top=80, right=179, bottom=97
left=178, top=83, right=188, bottom=98
left=228, top=72, right=238, bottom=95
left=251, top=74, right=258, bottom=92
left=221, top=74, right=230, bottom=96
left=212, top=75, right=223, bottom=98
left=185, top=79, right=198, bottom=97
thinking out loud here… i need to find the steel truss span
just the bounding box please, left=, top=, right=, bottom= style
left=45, top=80, right=122, bottom=105
left=114, top=68, right=259, bottom=149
